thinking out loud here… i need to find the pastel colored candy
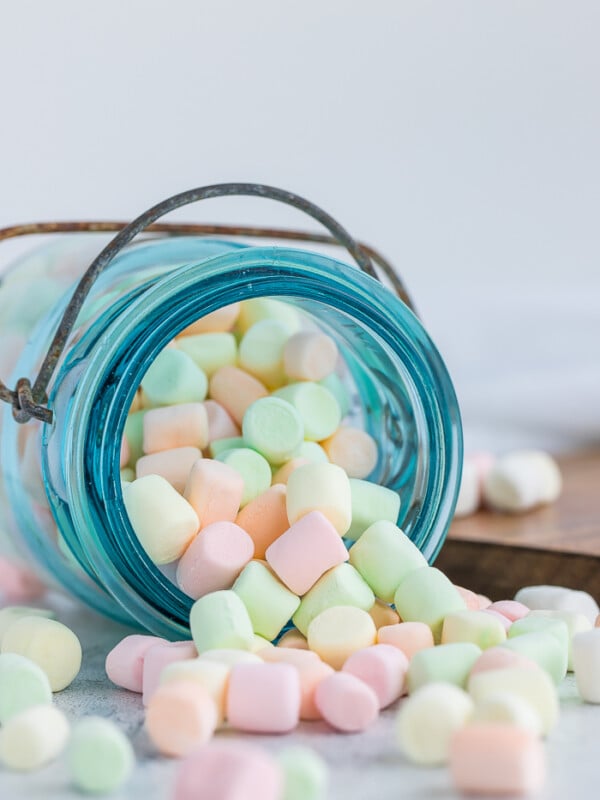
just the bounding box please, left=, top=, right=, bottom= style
left=67, top=717, right=135, bottom=795
left=0, top=705, right=70, bottom=771
left=394, top=567, right=467, bottom=643
left=472, top=692, right=542, bottom=735
left=257, top=647, right=332, bottom=721
left=454, top=586, right=481, bottom=611
left=529, top=609, right=592, bottom=670
left=483, top=450, right=561, bottom=512
left=307, top=606, right=377, bottom=670
left=321, top=427, right=378, bottom=479
left=216, top=448, right=273, bottom=507
left=177, top=332, right=237, bottom=377
left=209, top=366, right=269, bottom=426
left=441, top=610, right=507, bottom=650
left=235, top=485, right=289, bottom=559
left=142, top=403, right=209, bottom=454
left=273, top=382, right=341, bottom=442
left=514, top=585, right=599, bottom=625
left=0, top=653, right=52, bottom=724
left=123, top=475, right=199, bottom=564
left=480, top=610, right=512, bottom=632
left=487, top=599, right=530, bottom=621
left=120, top=437, right=130, bottom=467
left=176, top=522, right=254, bottom=600
left=349, top=521, right=427, bottom=602
left=377, top=622, right=435, bottom=660
left=141, top=348, right=208, bottom=406
left=242, top=397, right=304, bottom=464
left=319, top=373, right=350, bottom=417
left=278, top=629, right=309, bottom=650
left=572, top=628, right=600, bottom=703
left=296, top=441, right=329, bottom=464
left=259, top=647, right=321, bottom=667
left=236, top=298, right=300, bottom=335
left=227, top=662, right=301, bottom=733
left=0, top=607, right=55, bottom=644
left=266, top=511, right=349, bottom=596
left=278, top=746, right=328, bottom=800
left=283, top=331, right=338, bottom=382
left=209, top=436, right=247, bottom=458
left=314, top=671, right=379, bottom=733
left=142, top=641, right=197, bottom=705
left=1, top=616, right=82, bottom=692
left=507, top=618, right=569, bottom=684
left=407, top=643, right=482, bottom=693
left=174, top=740, right=283, bottom=800
left=135, top=445, right=202, bottom=493
left=292, top=563, right=375, bottom=636
left=105, top=634, right=168, bottom=693
left=342, top=644, right=408, bottom=708
left=346, top=481, right=401, bottom=541
left=199, top=649, right=262, bottom=668
left=469, top=646, right=540, bottom=678
left=160, top=658, right=230, bottom=725
left=286, top=463, right=352, bottom=536
left=190, top=590, right=255, bottom=653
left=271, top=458, right=310, bottom=486
left=203, top=400, right=240, bottom=442
left=179, top=303, right=241, bottom=335
left=232, top=561, right=300, bottom=641
left=369, top=600, right=401, bottom=629
left=184, top=458, right=244, bottom=527
left=251, top=634, right=274, bottom=652
left=450, top=723, right=546, bottom=795
left=238, top=319, right=289, bottom=389
left=146, top=680, right=218, bottom=756
left=396, top=683, right=474, bottom=765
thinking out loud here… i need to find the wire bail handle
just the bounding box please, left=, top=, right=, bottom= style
left=0, top=183, right=412, bottom=426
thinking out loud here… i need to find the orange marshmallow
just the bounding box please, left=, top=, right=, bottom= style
left=184, top=459, right=245, bottom=528
left=369, top=600, right=401, bottom=629
left=142, top=404, right=209, bottom=454
left=277, top=629, right=309, bottom=650
left=377, top=622, right=434, bottom=660
left=135, top=446, right=201, bottom=493
left=145, top=681, right=218, bottom=757
left=235, top=485, right=289, bottom=559
left=179, top=303, right=241, bottom=336
left=321, top=427, right=378, bottom=479
left=283, top=331, right=338, bottom=381
left=203, top=400, right=240, bottom=442
left=298, top=659, right=335, bottom=721
left=208, top=366, right=268, bottom=426
left=271, top=458, right=310, bottom=486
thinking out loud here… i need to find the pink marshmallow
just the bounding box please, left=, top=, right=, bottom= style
left=455, top=586, right=481, bottom=611
left=377, top=622, right=435, bottom=660
left=469, top=646, right=540, bottom=679
left=184, top=458, right=245, bottom=528
left=176, top=522, right=254, bottom=599
left=203, top=400, right=240, bottom=443
left=258, top=647, right=332, bottom=720
left=135, top=446, right=201, bottom=493
left=174, top=741, right=283, bottom=800
left=142, top=403, right=209, bottom=454
left=226, top=662, right=301, bottom=733
left=209, top=366, right=269, bottom=426
left=235, top=485, right=290, bottom=560
left=265, top=511, right=349, bottom=595
left=142, top=641, right=197, bottom=705
left=342, top=644, right=408, bottom=709
left=314, top=672, right=379, bottom=733
left=488, top=600, right=530, bottom=622
left=477, top=594, right=492, bottom=609
left=0, top=556, right=46, bottom=603
left=105, top=634, right=167, bottom=692
left=481, top=608, right=512, bottom=632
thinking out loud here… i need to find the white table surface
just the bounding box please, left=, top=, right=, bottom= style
left=1, top=593, right=599, bottom=800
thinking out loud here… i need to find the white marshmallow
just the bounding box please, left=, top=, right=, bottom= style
left=454, top=459, right=480, bottom=518
left=0, top=705, right=70, bottom=771
left=528, top=610, right=592, bottom=671
left=483, top=450, right=561, bottom=512
left=572, top=629, right=600, bottom=703
left=514, top=585, right=599, bottom=626
left=472, top=692, right=542, bottom=736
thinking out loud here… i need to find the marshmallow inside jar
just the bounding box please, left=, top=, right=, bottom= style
left=2, top=232, right=462, bottom=640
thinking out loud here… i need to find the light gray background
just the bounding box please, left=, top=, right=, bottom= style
left=1, top=0, right=598, bottom=454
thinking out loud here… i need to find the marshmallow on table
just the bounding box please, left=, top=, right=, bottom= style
left=273, top=382, right=341, bottom=442
left=0, top=653, right=52, bottom=724
left=179, top=303, right=241, bottom=335
left=396, top=683, right=474, bottom=766
left=369, top=600, right=401, bottom=629
left=235, top=485, right=289, bottom=559
left=441, top=610, right=507, bottom=650
left=142, top=403, right=209, bottom=454
left=1, top=616, right=82, bottom=692
left=307, top=606, right=377, bottom=670
left=190, top=590, right=255, bottom=653
left=123, top=475, right=199, bottom=564
left=286, top=463, right=352, bottom=536
left=209, top=366, right=269, bottom=426
left=529, top=609, right=592, bottom=671
left=450, top=723, right=546, bottom=796
left=483, top=450, right=561, bottom=512
left=142, top=641, right=197, bottom=705
left=184, top=458, right=244, bottom=527
left=319, top=372, right=351, bottom=417
left=238, top=319, right=289, bottom=389
left=141, top=349, right=208, bottom=406
left=271, top=458, right=310, bottom=486
left=232, top=561, right=300, bottom=641
left=135, top=446, right=202, bottom=493
left=236, top=298, right=301, bottom=336
left=321, top=427, right=378, bottom=479
left=227, top=662, right=301, bottom=733
left=278, top=746, right=328, bottom=800
left=177, top=332, right=237, bottom=377
left=349, top=521, right=427, bottom=602
left=394, top=567, right=467, bottom=643
left=266, top=511, right=349, bottom=596
left=67, top=717, right=134, bottom=795
left=514, top=585, right=599, bottom=625
left=292, top=563, right=375, bottom=636
left=146, top=681, right=218, bottom=756
left=407, top=643, right=482, bottom=693
left=259, top=649, right=334, bottom=722
left=0, top=705, right=69, bottom=772
left=105, top=634, right=167, bottom=693
left=472, top=693, right=542, bottom=735
left=0, top=607, right=54, bottom=644
left=343, top=644, right=408, bottom=708
left=572, top=629, right=600, bottom=703
left=283, top=330, right=338, bottom=382
left=507, top=617, right=569, bottom=684
left=315, top=671, right=379, bottom=733
left=216, top=448, right=273, bottom=507
left=160, top=659, right=230, bottom=725
left=345, top=480, right=401, bottom=541
left=176, top=522, right=254, bottom=600
left=242, top=397, right=304, bottom=465
left=203, top=400, right=240, bottom=442
left=377, top=622, right=435, bottom=660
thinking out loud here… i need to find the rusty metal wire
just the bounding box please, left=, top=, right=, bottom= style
left=0, top=183, right=415, bottom=425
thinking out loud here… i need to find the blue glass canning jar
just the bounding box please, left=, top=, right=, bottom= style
left=0, top=186, right=462, bottom=638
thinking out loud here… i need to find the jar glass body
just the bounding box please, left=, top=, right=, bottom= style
left=0, top=236, right=462, bottom=638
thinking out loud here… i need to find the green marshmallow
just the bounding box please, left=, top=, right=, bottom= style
left=123, top=410, right=146, bottom=465
left=0, top=653, right=52, bottom=724
left=274, top=383, right=341, bottom=442
left=394, top=567, right=467, bottom=643
left=296, top=441, right=329, bottom=464
left=216, top=448, right=272, bottom=506
left=509, top=615, right=570, bottom=653
left=346, top=480, right=401, bottom=541
left=349, top=521, right=427, bottom=602
left=177, top=332, right=237, bottom=377
left=407, top=642, right=482, bottom=693
left=319, top=373, right=351, bottom=417
left=279, top=746, right=328, bottom=800
left=242, top=397, right=304, bottom=465
left=441, top=610, right=507, bottom=650
left=67, top=717, right=134, bottom=795
left=190, top=590, right=255, bottom=653
left=237, top=298, right=301, bottom=335
left=209, top=436, right=247, bottom=458
left=238, top=319, right=289, bottom=388
left=141, top=349, right=208, bottom=406
left=292, top=563, right=375, bottom=636
left=529, top=609, right=592, bottom=671
left=233, top=561, right=301, bottom=641
left=505, top=623, right=569, bottom=684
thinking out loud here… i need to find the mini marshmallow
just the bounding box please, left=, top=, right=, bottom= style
left=142, top=641, right=197, bottom=705
left=343, top=644, right=408, bottom=708
left=278, top=746, right=328, bottom=800
left=369, top=600, right=401, bottom=629
left=307, top=606, right=377, bottom=670
left=238, top=319, right=289, bottom=389
left=179, top=303, right=241, bottom=335
left=105, top=634, right=167, bottom=693
left=209, top=436, right=247, bottom=458
left=572, top=629, right=600, bottom=703
left=0, top=705, right=70, bottom=771
left=235, top=485, right=289, bottom=559
left=283, top=330, right=338, bottom=382
left=0, top=653, right=52, bottom=724
left=507, top=617, right=569, bottom=684
left=142, top=403, right=209, bottom=454
left=278, top=629, right=309, bottom=650
left=135, top=446, right=202, bottom=493
left=0, top=607, right=55, bottom=644
left=203, top=400, right=240, bottom=442
left=314, top=671, right=379, bottom=733
left=236, top=298, right=301, bottom=335
left=209, top=366, right=269, bottom=426
left=469, top=646, right=541, bottom=678
left=242, top=397, right=304, bottom=465
left=453, top=457, right=480, bottom=518
left=271, top=458, right=311, bottom=486
left=199, top=649, right=262, bottom=668
left=407, top=643, right=482, bottom=693
left=177, top=332, right=237, bottom=377
left=257, top=647, right=332, bottom=720
left=472, top=693, right=542, bottom=735
left=286, top=463, right=352, bottom=536
left=274, top=382, right=341, bottom=442
left=514, top=585, right=599, bottom=625
left=377, top=622, right=435, bottom=660
left=159, top=658, right=230, bottom=725
left=529, top=609, right=592, bottom=670
left=216, top=448, right=273, bottom=507
left=441, top=610, right=507, bottom=650
left=123, top=475, right=199, bottom=564
left=146, top=681, right=218, bottom=757
left=233, top=561, right=300, bottom=641
left=184, top=458, right=244, bottom=527
left=394, top=567, right=467, bottom=643
left=295, top=441, right=329, bottom=464
left=227, top=662, right=301, bottom=733
left=141, top=348, right=208, bottom=406
left=483, top=450, right=561, bottom=512
left=396, top=683, right=474, bottom=765
left=345, top=480, right=401, bottom=541
left=67, top=717, right=134, bottom=795
left=190, top=590, right=255, bottom=653
left=487, top=600, right=530, bottom=621
left=321, top=427, right=378, bottom=479
left=454, top=586, right=481, bottom=611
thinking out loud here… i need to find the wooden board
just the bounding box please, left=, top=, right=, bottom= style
left=435, top=450, right=600, bottom=601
